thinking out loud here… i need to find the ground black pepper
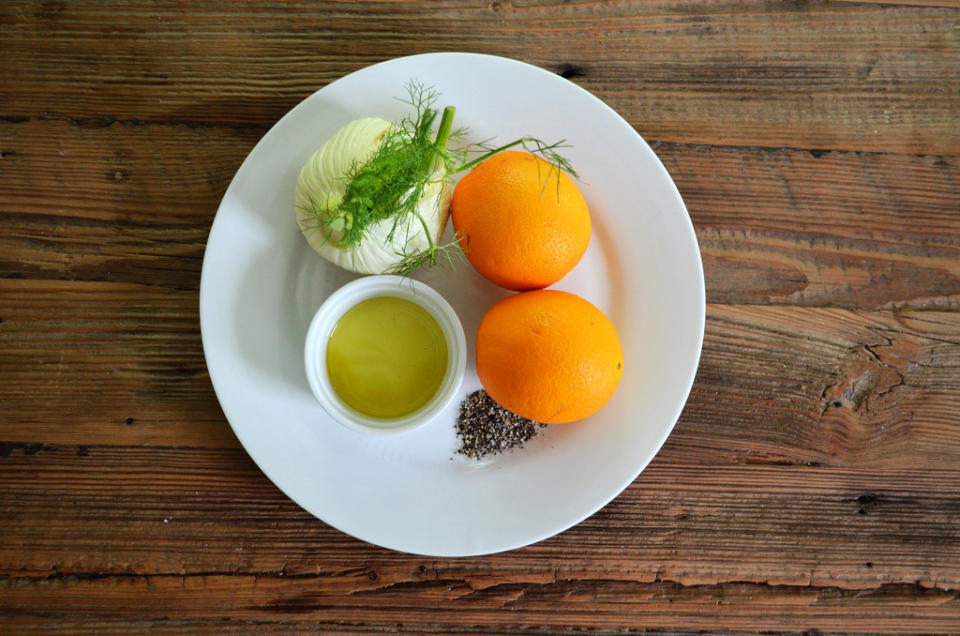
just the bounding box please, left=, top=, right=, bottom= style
left=455, top=390, right=546, bottom=459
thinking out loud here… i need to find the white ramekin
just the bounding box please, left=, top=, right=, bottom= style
left=304, top=275, right=466, bottom=434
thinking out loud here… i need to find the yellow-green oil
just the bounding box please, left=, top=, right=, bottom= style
left=326, top=296, right=448, bottom=419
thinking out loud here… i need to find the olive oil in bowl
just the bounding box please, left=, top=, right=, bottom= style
left=326, top=296, right=448, bottom=419
left=304, top=275, right=466, bottom=435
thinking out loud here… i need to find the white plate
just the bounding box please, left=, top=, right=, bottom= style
left=200, top=52, right=704, bottom=556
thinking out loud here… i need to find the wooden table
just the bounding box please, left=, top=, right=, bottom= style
left=2, top=1, right=959, bottom=632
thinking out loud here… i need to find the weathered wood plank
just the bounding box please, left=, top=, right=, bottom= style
left=0, top=217, right=207, bottom=290
left=1, top=1, right=957, bottom=154
left=668, top=305, right=960, bottom=469
left=669, top=144, right=960, bottom=309
left=1, top=578, right=958, bottom=632
left=3, top=278, right=959, bottom=467
left=0, top=119, right=256, bottom=224
left=2, top=120, right=958, bottom=307
left=0, top=446, right=958, bottom=630
left=0, top=279, right=236, bottom=448
left=0, top=447, right=958, bottom=588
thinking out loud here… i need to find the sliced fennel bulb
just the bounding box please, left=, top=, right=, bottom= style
left=294, top=117, right=451, bottom=275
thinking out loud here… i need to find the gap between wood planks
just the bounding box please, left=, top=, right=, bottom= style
left=3, top=112, right=959, bottom=159
left=1, top=574, right=958, bottom=632
left=1, top=569, right=957, bottom=595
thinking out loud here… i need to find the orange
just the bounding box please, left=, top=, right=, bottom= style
left=451, top=151, right=591, bottom=291
left=476, top=290, right=623, bottom=424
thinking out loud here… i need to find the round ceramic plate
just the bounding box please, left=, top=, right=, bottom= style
left=200, top=52, right=704, bottom=556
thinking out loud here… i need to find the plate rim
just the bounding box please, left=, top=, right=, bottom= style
left=200, top=51, right=705, bottom=556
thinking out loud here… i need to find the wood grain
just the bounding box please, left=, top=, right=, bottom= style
left=4, top=276, right=960, bottom=469
left=671, top=305, right=960, bottom=469
left=1, top=446, right=959, bottom=631
left=1, top=1, right=958, bottom=154
left=0, top=119, right=256, bottom=225
left=2, top=121, right=957, bottom=307
left=1, top=579, right=958, bottom=632
left=0, top=279, right=236, bottom=448
left=668, top=144, right=960, bottom=309
left=3, top=0, right=960, bottom=631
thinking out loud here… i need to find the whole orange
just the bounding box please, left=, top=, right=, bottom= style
left=451, top=151, right=591, bottom=291
left=476, top=290, right=622, bottom=424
